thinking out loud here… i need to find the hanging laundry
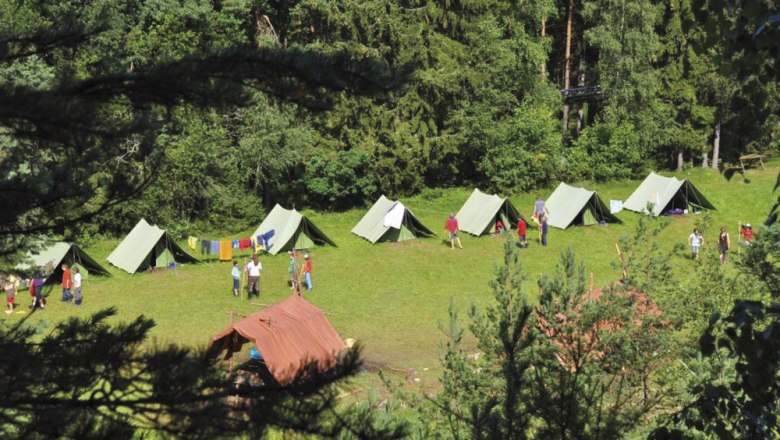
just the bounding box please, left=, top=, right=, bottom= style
left=187, top=236, right=198, bottom=251
left=201, top=240, right=210, bottom=255
left=219, top=240, right=233, bottom=261
left=231, top=239, right=239, bottom=249
left=256, top=230, right=275, bottom=252
left=238, top=238, right=251, bottom=250
left=209, top=240, right=220, bottom=255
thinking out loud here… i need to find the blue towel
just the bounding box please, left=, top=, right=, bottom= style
left=231, top=239, right=239, bottom=249
left=210, top=240, right=219, bottom=254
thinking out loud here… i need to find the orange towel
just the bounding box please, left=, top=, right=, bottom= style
left=219, top=240, right=233, bottom=261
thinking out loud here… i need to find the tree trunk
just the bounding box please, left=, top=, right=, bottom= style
left=676, top=151, right=684, bottom=171
left=701, top=151, right=709, bottom=168
left=711, top=121, right=721, bottom=169
left=575, top=70, right=585, bottom=135
left=541, top=17, right=546, bottom=77
left=562, top=0, right=574, bottom=132
left=263, top=183, right=273, bottom=213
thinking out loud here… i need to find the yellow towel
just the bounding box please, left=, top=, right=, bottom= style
left=219, top=240, right=233, bottom=261
left=187, top=236, right=198, bottom=250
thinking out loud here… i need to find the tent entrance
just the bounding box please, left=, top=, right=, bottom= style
left=383, top=223, right=415, bottom=242
left=582, top=207, right=598, bottom=226
left=151, top=242, right=175, bottom=268
left=291, top=230, right=315, bottom=251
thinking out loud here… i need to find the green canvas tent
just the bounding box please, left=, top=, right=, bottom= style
left=455, top=189, right=522, bottom=236
left=351, top=195, right=436, bottom=243
left=545, top=183, right=622, bottom=229
left=16, top=242, right=111, bottom=283
left=252, top=205, right=336, bottom=256
left=623, top=172, right=716, bottom=216
left=107, top=219, right=199, bottom=274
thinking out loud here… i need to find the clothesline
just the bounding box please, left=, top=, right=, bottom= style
left=185, top=231, right=275, bottom=262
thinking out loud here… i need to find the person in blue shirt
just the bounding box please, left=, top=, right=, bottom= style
left=231, top=260, right=240, bottom=296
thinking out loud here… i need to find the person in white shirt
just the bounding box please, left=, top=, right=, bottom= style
left=245, top=254, right=262, bottom=298
left=73, top=267, right=83, bottom=305
left=688, top=228, right=704, bottom=260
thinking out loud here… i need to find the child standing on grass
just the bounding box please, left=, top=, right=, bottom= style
left=73, top=267, right=82, bottom=305
left=302, top=254, right=313, bottom=291
left=5, top=274, right=16, bottom=314
left=231, top=260, right=240, bottom=296
left=61, top=264, right=72, bottom=302
left=288, top=251, right=300, bottom=295
left=516, top=216, right=528, bottom=248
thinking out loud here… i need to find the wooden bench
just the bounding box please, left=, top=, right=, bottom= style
left=739, top=153, right=765, bottom=172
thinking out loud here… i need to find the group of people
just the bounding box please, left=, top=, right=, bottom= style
left=444, top=195, right=550, bottom=250
left=59, top=264, right=83, bottom=305
left=230, top=251, right=313, bottom=298
left=688, top=223, right=754, bottom=264
left=2, top=263, right=84, bottom=313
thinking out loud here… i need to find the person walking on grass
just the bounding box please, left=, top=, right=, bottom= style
left=73, top=267, right=83, bottom=305
left=245, top=254, right=262, bottom=298
left=231, top=260, right=240, bottom=296
left=516, top=216, right=528, bottom=248
left=688, top=228, right=704, bottom=260
left=61, top=264, right=72, bottom=302
left=540, top=215, right=549, bottom=246
left=445, top=213, right=463, bottom=250
left=718, top=227, right=731, bottom=265
left=301, top=254, right=313, bottom=291
left=30, top=270, right=45, bottom=309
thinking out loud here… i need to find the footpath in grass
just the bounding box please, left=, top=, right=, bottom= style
left=3, top=165, right=776, bottom=387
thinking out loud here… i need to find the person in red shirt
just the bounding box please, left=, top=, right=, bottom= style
left=516, top=216, right=528, bottom=248
left=495, top=218, right=506, bottom=236
left=445, top=213, right=463, bottom=250
left=302, top=254, right=313, bottom=291
left=61, top=264, right=73, bottom=302
left=740, top=223, right=754, bottom=246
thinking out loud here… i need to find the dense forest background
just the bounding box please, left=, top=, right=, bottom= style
left=2, top=0, right=778, bottom=239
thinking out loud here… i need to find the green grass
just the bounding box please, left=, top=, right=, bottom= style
left=4, top=164, right=777, bottom=392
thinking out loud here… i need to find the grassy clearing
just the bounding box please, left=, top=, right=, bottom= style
left=3, top=164, right=776, bottom=392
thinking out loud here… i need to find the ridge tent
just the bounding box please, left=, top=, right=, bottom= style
left=455, top=189, right=522, bottom=236
left=107, top=219, right=199, bottom=274
left=208, top=295, right=346, bottom=386
left=16, top=242, right=111, bottom=283
left=545, top=183, right=622, bottom=229
left=252, top=204, right=336, bottom=256
left=351, top=195, right=436, bottom=243
left=623, top=172, right=716, bottom=216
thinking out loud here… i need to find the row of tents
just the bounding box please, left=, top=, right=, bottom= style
left=353, top=172, right=716, bottom=240
left=16, top=172, right=716, bottom=279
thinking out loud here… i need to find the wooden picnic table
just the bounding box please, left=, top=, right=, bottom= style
left=739, top=153, right=765, bottom=172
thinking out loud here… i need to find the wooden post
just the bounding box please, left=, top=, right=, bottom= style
left=615, top=243, right=628, bottom=280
